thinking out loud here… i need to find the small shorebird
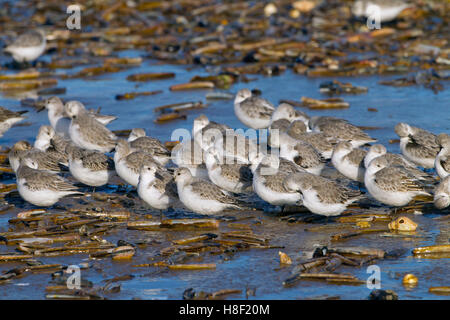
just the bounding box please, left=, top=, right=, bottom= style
left=9, top=140, right=61, bottom=173
left=66, top=144, right=115, bottom=187
left=137, top=163, right=179, bottom=211
left=364, top=144, right=434, bottom=182
left=204, top=147, right=253, bottom=193
left=34, top=125, right=69, bottom=166
left=435, top=133, right=450, bottom=179
left=270, top=103, right=309, bottom=124
left=127, top=128, right=171, bottom=166
left=192, top=114, right=229, bottom=137
left=268, top=119, right=291, bottom=148
left=4, top=29, right=46, bottom=63
left=234, top=88, right=275, bottom=129
left=281, top=141, right=326, bottom=175
left=364, top=157, right=431, bottom=207
left=394, top=123, right=439, bottom=169
left=16, top=158, right=82, bottom=207
left=434, top=176, right=450, bottom=210
left=9, top=141, right=32, bottom=172
left=65, top=101, right=117, bottom=153
left=252, top=155, right=303, bottom=207
left=114, top=139, right=161, bottom=187
left=192, top=115, right=231, bottom=150
left=309, top=116, right=376, bottom=148
left=171, top=139, right=209, bottom=179
left=40, top=97, right=70, bottom=138
left=331, top=142, right=367, bottom=183
left=0, top=107, right=26, bottom=137
left=174, top=167, right=249, bottom=215
left=352, top=0, right=411, bottom=23
left=284, top=172, right=362, bottom=216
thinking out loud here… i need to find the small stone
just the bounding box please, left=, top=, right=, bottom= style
left=264, top=3, right=277, bottom=17
left=368, top=289, right=398, bottom=300
left=278, top=251, right=292, bottom=264
left=403, top=274, right=418, bottom=287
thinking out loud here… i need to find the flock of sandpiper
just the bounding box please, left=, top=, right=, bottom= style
left=1, top=89, right=449, bottom=217
left=0, top=1, right=449, bottom=217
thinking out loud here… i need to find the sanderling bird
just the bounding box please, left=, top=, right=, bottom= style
left=435, top=133, right=450, bottom=179
left=4, top=29, right=46, bottom=63
left=34, top=125, right=69, bottom=166
left=252, top=155, right=303, bottom=207
left=285, top=120, right=337, bottom=159
left=434, top=176, right=450, bottom=210
left=192, top=114, right=231, bottom=137
left=137, top=163, right=179, bottom=211
left=284, top=172, right=362, bottom=216
left=364, top=157, right=431, bottom=207
left=268, top=119, right=291, bottom=148
left=352, top=0, right=411, bottom=23
left=281, top=141, right=326, bottom=175
left=286, top=119, right=307, bottom=135
left=270, top=120, right=308, bottom=151
left=9, top=140, right=61, bottom=173
left=174, top=167, right=248, bottom=215
left=65, top=101, right=117, bottom=153
left=309, top=116, right=376, bottom=148
left=171, top=139, right=209, bottom=179
left=192, top=114, right=231, bottom=149
left=114, top=139, right=161, bottom=187
left=204, top=147, right=253, bottom=193
left=39, top=97, right=70, bottom=138
left=9, top=141, right=32, bottom=172
left=127, top=128, right=171, bottom=166
left=270, top=103, right=309, bottom=124
left=394, top=123, right=439, bottom=169
left=66, top=144, right=115, bottom=187
left=364, top=144, right=434, bottom=182
left=16, top=158, right=82, bottom=207
left=0, top=107, right=26, bottom=138
left=234, top=88, right=275, bottom=129
left=331, top=142, right=367, bottom=183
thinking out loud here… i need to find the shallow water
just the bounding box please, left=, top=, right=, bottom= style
left=0, top=50, right=449, bottom=300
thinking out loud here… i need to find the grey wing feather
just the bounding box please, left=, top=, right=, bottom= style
left=410, top=129, right=439, bottom=149
left=374, top=167, right=425, bottom=192
left=76, top=114, right=117, bottom=147
left=81, top=151, right=111, bottom=171
left=130, top=137, right=170, bottom=156
left=240, top=97, right=274, bottom=119
left=8, top=31, right=43, bottom=48
left=191, top=180, right=241, bottom=205
left=22, top=167, right=78, bottom=192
